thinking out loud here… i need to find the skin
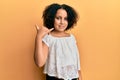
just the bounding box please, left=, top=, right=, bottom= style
left=34, top=25, right=53, bottom=67
left=52, top=9, right=68, bottom=36
left=34, top=9, right=82, bottom=80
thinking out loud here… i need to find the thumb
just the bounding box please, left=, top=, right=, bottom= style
left=48, top=28, right=54, bottom=32
left=35, top=24, right=40, bottom=30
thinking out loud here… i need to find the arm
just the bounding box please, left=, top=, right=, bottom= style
left=78, top=70, right=82, bottom=80
left=34, top=25, right=54, bottom=67
left=34, top=35, right=48, bottom=67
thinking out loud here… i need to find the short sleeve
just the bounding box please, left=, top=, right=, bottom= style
left=71, top=34, right=77, bottom=43
left=42, top=34, right=49, bottom=47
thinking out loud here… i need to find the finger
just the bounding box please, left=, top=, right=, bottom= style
left=35, top=24, right=40, bottom=30
left=49, top=28, right=54, bottom=32
left=46, top=28, right=54, bottom=34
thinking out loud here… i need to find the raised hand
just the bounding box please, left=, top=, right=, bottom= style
left=35, top=24, right=54, bottom=38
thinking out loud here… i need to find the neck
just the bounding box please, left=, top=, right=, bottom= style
left=50, top=30, right=70, bottom=37
left=52, top=30, right=65, bottom=34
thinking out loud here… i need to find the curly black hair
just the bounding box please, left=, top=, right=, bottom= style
left=42, top=3, right=78, bottom=30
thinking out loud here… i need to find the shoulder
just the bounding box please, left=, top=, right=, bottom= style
left=43, top=34, right=51, bottom=39
left=70, top=34, right=77, bottom=43
left=70, top=34, right=75, bottom=38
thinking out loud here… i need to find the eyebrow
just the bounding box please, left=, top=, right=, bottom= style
left=55, top=15, right=67, bottom=18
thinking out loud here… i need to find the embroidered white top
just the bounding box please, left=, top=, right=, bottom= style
left=42, top=34, right=80, bottom=80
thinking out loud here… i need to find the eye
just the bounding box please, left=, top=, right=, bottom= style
left=55, top=17, right=61, bottom=20
left=64, top=17, right=68, bottom=21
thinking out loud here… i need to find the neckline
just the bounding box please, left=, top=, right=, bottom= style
left=48, top=33, right=72, bottom=39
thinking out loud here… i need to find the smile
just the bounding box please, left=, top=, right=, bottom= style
left=59, top=26, right=65, bottom=28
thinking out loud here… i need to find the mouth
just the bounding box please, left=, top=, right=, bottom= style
left=59, top=26, right=65, bottom=29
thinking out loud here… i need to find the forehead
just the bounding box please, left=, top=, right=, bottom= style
left=55, top=9, right=67, bottom=17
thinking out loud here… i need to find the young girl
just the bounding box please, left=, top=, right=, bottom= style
left=34, top=3, right=82, bottom=80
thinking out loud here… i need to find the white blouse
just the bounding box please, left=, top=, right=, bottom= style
left=42, top=34, right=80, bottom=80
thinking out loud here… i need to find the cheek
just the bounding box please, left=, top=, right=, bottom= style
left=66, top=21, right=68, bottom=25
left=54, top=20, right=59, bottom=28
left=54, top=20, right=60, bottom=27
left=54, top=19, right=60, bottom=24
left=65, top=21, right=68, bottom=26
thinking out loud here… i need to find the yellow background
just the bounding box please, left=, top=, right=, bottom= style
left=0, top=0, right=120, bottom=80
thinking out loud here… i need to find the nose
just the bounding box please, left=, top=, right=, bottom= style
left=60, top=19, right=64, bottom=24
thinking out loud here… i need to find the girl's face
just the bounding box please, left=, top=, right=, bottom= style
left=54, top=9, right=68, bottom=32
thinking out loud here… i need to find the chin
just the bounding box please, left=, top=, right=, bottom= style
left=54, top=27, right=67, bottom=32
left=58, top=29, right=66, bottom=32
